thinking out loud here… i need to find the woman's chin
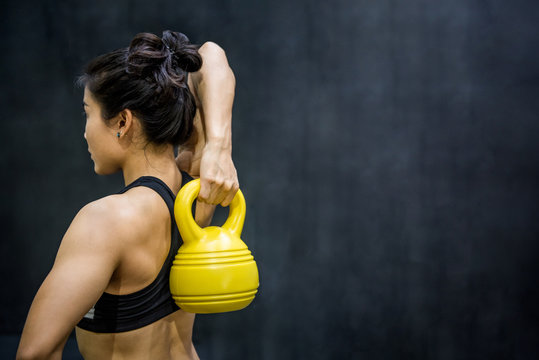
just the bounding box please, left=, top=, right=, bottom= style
left=93, top=163, right=115, bottom=175
left=93, top=165, right=105, bottom=175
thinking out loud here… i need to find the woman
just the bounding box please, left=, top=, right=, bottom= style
left=17, top=31, right=238, bottom=359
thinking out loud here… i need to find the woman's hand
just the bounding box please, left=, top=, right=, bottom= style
left=198, top=139, right=239, bottom=206
left=176, top=134, right=238, bottom=207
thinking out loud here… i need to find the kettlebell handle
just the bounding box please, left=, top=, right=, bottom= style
left=174, top=179, right=246, bottom=243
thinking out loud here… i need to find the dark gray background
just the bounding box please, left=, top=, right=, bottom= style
left=1, top=0, right=538, bottom=359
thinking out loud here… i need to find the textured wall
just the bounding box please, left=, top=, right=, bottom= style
left=1, top=0, right=538, bottom=359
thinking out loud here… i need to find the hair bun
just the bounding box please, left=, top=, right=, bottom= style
left=162, top=30, right=202, bottom=73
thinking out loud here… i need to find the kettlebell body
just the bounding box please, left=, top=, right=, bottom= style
left=169, top=179, right=259, bottom=313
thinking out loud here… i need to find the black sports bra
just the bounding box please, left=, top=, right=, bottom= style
left=77, top=174, right=191, bottom=333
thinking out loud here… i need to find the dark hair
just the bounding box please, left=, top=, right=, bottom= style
left=78, top=30, right=202, bottom=146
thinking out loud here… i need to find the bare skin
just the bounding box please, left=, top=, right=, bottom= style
left=17, top=42, right=237, bottom=360
left=77, top=311, right=198, bottom=360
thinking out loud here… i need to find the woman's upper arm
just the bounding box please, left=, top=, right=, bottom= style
left=17, top=201, right=121, bottom=359
left=188, top=41, right=235, bottom=127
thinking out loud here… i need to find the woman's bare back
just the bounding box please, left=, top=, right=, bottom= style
left=76, top=310, right=199, bottom=360
left=75, top=177, right=200, bottom=359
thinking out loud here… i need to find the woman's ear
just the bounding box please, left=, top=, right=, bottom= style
left=117, top=109, right=134, bottom=137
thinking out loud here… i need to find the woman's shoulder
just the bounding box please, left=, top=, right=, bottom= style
left=75, top=186, right=167, bottom=242
left=54, top=186, right=168, bottom=278
left=78, top=193, right=135, bottom=224
left=57, top=194, right=136, bottom=261
left=82, top=184, right=164, bottom=217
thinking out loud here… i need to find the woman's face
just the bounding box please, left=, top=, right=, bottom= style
left=83, top=87, right=122, bottom=174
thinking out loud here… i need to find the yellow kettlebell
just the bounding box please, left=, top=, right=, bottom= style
left=169, top=179, right=259, bottom=313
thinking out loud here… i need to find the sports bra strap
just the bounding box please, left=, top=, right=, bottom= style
left=119, top=172, right=194, bottom=216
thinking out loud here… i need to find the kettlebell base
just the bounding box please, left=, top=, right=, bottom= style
left=173, top=289, right=257, bottom=314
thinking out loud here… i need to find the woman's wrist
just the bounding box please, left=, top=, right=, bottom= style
left=204, top=133, right=232, bottom=153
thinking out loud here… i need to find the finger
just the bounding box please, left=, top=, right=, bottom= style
left=207, top=183, right=227, bottom=205
left=198, top=179, right=224, bottom=205
left=220, top=181, right=239, bottom=207
left=198, top=178, right=213, bottom=203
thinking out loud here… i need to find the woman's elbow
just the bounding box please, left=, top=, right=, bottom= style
left=199, top=42, right=235, bottom=75
left=16, top=344, right=60, bottom=360
left=16, top=347, right=40, bottom=360
left=199, top=41, right=227, bottom=60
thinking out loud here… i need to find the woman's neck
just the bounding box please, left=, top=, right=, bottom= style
left=120, top=144, right=181, bottom=189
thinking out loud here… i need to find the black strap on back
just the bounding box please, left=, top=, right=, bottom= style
left=119, top=171, right=194, bottom=215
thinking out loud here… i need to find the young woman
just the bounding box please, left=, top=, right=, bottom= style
left=17, top=31, right=238, bottom=360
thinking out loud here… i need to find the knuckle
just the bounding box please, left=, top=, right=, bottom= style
left=224, top=180, right=234, bottom=191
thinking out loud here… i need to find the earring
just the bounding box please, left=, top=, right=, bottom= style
left=117, top=132, right=120, bottom=138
